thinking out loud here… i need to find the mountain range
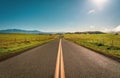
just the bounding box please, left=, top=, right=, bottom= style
left=0, top=29, right=43, bottom=34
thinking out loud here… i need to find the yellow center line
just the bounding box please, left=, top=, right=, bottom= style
left=54, top=39, right=65, bottom=78
left=60, top=40, right=65, bottom=78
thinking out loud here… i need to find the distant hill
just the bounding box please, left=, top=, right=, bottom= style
left=74, top=31, right=105, bottom=34
left=0, top=29, right=43, bottom=34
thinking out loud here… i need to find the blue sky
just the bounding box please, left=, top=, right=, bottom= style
left=0, top=0, right=120, bottom=32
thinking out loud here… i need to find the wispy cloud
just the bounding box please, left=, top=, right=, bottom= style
left=88, top=9, right=96, bottom=14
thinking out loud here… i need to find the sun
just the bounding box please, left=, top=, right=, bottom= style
left=92, top=0, right=108, bottom=10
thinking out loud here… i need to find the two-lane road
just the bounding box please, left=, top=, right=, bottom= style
left=0, top=39, right=120, bottom=78
left=62, top=39, right=120, bottom=78
left=0, top=40, right=59, bottom=78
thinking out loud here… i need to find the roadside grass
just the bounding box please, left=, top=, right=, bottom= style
left=64, top=34, right=120, bottom=59
left=0, top=34, right=59, bottom=60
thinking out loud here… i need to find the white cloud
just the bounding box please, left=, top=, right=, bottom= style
left=112, top=25, right=120, bottom=32
left=103, top=28, right=110, bottom=32
left=86, top=25, right=112, bottom=32
left=88, top=9, right=96, bottom=14
left=89, top=25, right=95, bottom=28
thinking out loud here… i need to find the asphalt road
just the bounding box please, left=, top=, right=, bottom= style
left=0, top=39, right=120, bottom=78
left=62, top=39, right=120, bottom=78
left=0, top=39, right=59, bottom=78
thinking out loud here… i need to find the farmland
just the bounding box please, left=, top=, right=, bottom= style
left=64, top=34, right=120, bottom=59
left=0, top=34, right=58, bottom=60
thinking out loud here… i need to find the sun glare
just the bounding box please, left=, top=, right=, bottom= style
left=92, top=0, right=108, bottom=10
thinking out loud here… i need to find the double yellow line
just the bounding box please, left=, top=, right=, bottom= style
left=54, top=39, right=65, bottom=78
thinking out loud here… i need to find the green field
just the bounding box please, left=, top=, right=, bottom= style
left=0, top=34, right=58, bottom=59
left=64, top=34, right=120, bottom=58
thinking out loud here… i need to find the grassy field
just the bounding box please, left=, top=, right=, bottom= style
left=64, top=34, right=120, bottom=59
left=0, top=33, right=58, bottom=59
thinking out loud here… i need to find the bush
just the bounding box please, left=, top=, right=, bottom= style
left=24, top=41, right=31, bottom=44
left=94, top=43, right=104, bottom=46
